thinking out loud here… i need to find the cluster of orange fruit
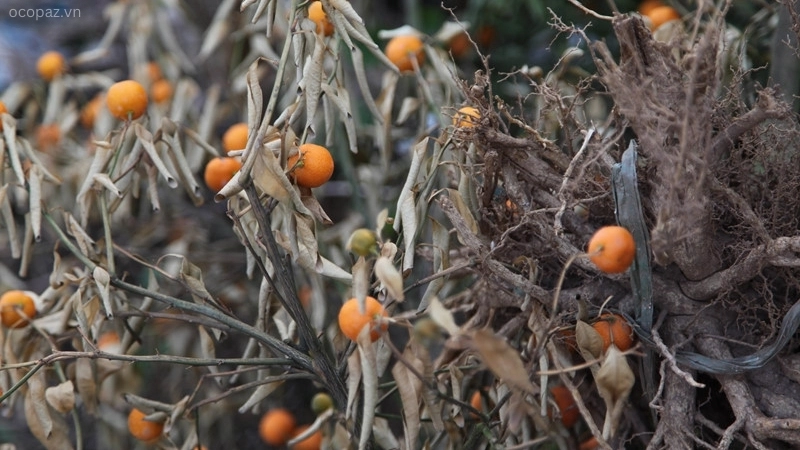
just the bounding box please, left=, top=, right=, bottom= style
left=204, top=121, right=336, bottom=194
left=17, top=52, right=177, bottom=154
left=258, top=407, right=322, bottom=450
left=305, top=0, right=425, bottom=73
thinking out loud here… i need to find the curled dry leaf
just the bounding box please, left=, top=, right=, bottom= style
left=357, top=327, right=378, bottom=450
left=92, top=266, right=113, bottom=318
left=26, top=371, right=74, bottom=450
left=373, top=417, right=401, bottom=450
left=419, top=218, right=449, bottom=311
left=351, top=256, right=370, bottom=307
left=76, top=358, right=98, bottom=414
left=471, top=329, right=537, bottom=395
left=394, top=138, right=428, bottom=272
left=595, top=345, right=635, bottom=439
left=238, top=382, right=281, bottom=414
left=576, top=319, right=604, bottom=361
left=134, top=123, right=178, bottom=188
left=345, top=349, right=362, bottom=420
left=391, top=345, right=424, bottom=449
left=427, top=296, right=459, bottom=336
left=45, top=381, right=75, bottom=414
left=433, top=20, right=471, bottom=43
left=447, top=188, right=479, bottom=238
left=375, top=256, right=404, bottom=301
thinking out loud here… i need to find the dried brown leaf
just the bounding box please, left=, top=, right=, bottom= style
left=357, top=329, right=378, bottom=450
left=427, top=296, right=459, bottom=336
left=351, top=256, right=370, bottom=307
left=375, top=256, right=404, bottom=302
left=391, top=346, right=423, bottom=449
left=471, top=329, right=536, bottom=395
left=446, top=188, right=478, bottom=237
left=238, top=382, right=282, bottom=414
left=595, top=345, right=635, bottom=439
left=576, top=320, right=603, bottom=361
left=92, top=266, right=113, bottom=318
left=45, top=381, right=75, bottom=414
left=345, top=349, right=362, bottom=420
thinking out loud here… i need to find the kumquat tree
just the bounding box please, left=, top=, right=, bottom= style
left=4, top=0, right=800, bottom=449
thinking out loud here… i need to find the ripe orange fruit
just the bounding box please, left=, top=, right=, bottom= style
left=106, top=80, right=148, bottom=121
left=97, top=331, right=122, bottom=353
left=258, top=408, right=296, bottom=446
left=0, top=290, right=36, bottom=328
left=645, top=5, right=681, bottom=30
left=637, top=0, right=664, bottom=15
left=549, top=385, right=579, bottom=428
left=80, top=94, right=104, bottom=129
left=150, top=79, right=173, bottom=104
left=469, top=390, right=483, bottom=418
left=146, top=62, right=163, bottom=82
left=448, top=32, right=471, bottom=59
left=204, top=157, right=242, bottom=192
left=287, top=143, right=334, bottom=188
left=298, top=285, right=313, bottom=310
left=384, top=35, right=425, bottom=73
left=0, top=101, right=7, bottom=131
left=222, top=122, right=249, bottom=154
left=127, top=408, right=164, bottom=444
left=36, top=124, right=61, bottom=153
left=291, top=425, right=323, bottom=450
left=36, top=51, right=67, bottom=82
left=587, top=225, right=636, bottom=274
left=337, top=296, right=388, bottom=342
left=453, top=106, right=480, bottom=128
left=579, top=436, right=600, bottom=450
left=592, top=313, right=635, bottom=352
left=308, top=1, right=334, bottom=36
left=476, top=25, right=496, bottom=48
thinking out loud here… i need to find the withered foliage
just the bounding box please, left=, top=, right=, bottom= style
left=5, top=1, right=800, bottom=449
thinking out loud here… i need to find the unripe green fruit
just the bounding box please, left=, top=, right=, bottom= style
left=311, top=392, right=333, bottom=415
left=346, top=228, right=378, bottom=257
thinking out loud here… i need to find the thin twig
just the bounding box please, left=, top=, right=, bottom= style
left=567, top=0, right=615, bottom=20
